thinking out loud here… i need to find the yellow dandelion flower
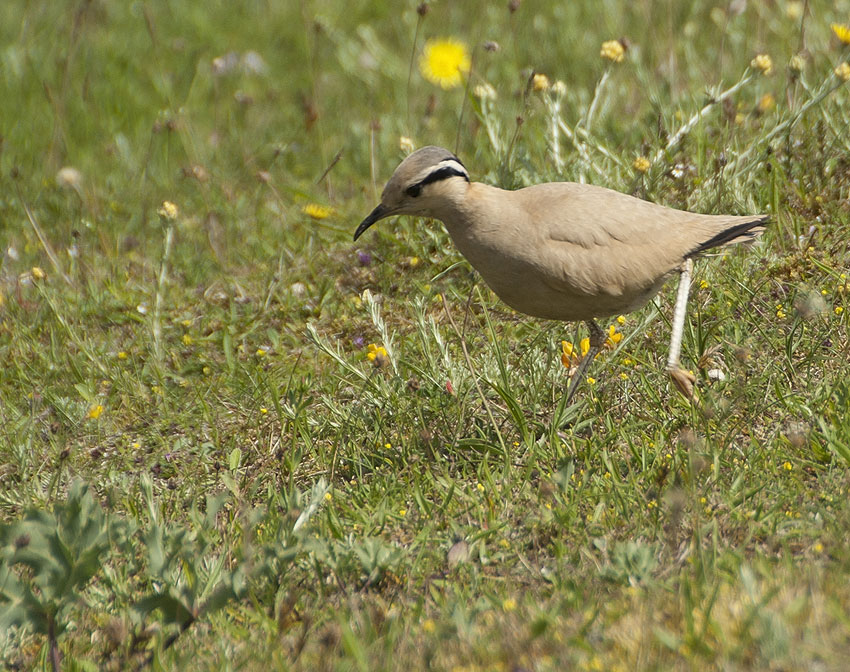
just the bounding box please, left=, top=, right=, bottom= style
left=324, top=492, right=332, bottom=502
left=532, top=73, right=550, bottom=91
left=783, top=461, right=792, bottom=471
left=502, top=598, right=517, bottom=612
left=419, top=38, right=470, bottom=89
left=260, top=407, right=268, bottom=414
left=182, top=333, right=193, bottom=346
left=87, top=404, right=104, bottom=420
left=117, top=351, right=128, bottom=360
left=399, top=508, right=407, bottom=516
left=600, top=40, right=625, bottom=63
left=586, top=377, right=596, bottom=385
left=836, top=306, right=845, bottom=315
left=832, top=23, right=850, bottom=45
left=157, top=201, right=178, bottom=220
left=302, top=203, right=333, bottom=220
left=633, top=156, right=650, bottom=173
left=751, top=54, right=774, bottom=75
left=834, top=62, right=850, bottom=82
left=757, top=92, right=776, bottom=113
left=31, top=266, right=46, bottom=280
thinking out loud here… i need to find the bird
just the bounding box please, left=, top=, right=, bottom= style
left=354, top=146, right=767, bottom=405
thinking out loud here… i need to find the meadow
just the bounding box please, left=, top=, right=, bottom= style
left=1, top=0, right=850, bottom=669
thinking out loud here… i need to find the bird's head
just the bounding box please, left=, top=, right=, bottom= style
left=353, top=146, right=469, bottom=240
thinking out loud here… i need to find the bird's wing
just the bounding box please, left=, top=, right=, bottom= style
left=517, top=182, right=764, bottom=296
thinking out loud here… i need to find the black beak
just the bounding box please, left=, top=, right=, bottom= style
left=353, top=203, right=392, bottom=241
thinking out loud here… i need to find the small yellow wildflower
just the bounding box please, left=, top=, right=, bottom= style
left=422, top=619, right=436, bottom=633
left=182, top=333, right=193, bottom=346
left=619, top=372, right=629, bottom=380
left=751, top=54, right=774, bottom=75
left=157, top=201, right=179, bottom=220
left=532, top=73, right=550, bottom=91
left=31, top=266, right=46, bottom=280
left=384, top=443, right=392, bottom=449
left=757, top=93, right=776, bottom=113
left=260, top=407, right=268, bottom=414
left=633, top=156, right=650, bottom=173
left=302, top=203, right=333, bottom=220
left=834, top=62, right=850, bottom=82
left=600, top=40, right=625, bottom=63
left=366, top=343, right=389, bottom=367
left=419, top=38, right=471, bottom=89
left=789, top=54, right=805, bottom=74
left=117, top=351, right=128, bottom=360
left=561, top=337, right=591, bottom=369
left=699, top=280, right=709, bottom=289
left=502, top=598, right=517, bottom=612
left=399, top=136, right=415, bottom=154
left=616, top=315, right=626, bottom=325
left=408, top=256, right=420, bottom=267
left=586, top=376, right=596, bottom=385
left=836, top=306, right=844, bottom=315
left=783, top=461, right=792, bottom=471
left=476, top=482, right=485, bottom=492
left=324, top=492, right=333, bottom=502
left=813, top=542, right=824, bottom=553
left=606, top=324, right=623, bottom=347
left=256, top=346, right=268, bottom=357
left=87, top=404, right=104, bottom=420
left=832, top=23, right=850, bottom=45
left=399, top=508, right=407, bottom=517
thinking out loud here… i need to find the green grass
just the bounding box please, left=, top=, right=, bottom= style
left=1, top=0, right=850, bottom=669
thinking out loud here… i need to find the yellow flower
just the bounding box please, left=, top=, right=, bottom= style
left=757, top=93, right=776, bottom=113
left=834, top=62, right=850, bottom=82
left=422, top=619, right=436, bottom=633
left=324, top=492, right=332, bottom=502
left=632, top=156, right=650, bottom=173
left=260, top=407, right=268, bottom=414
left=586, top=377, right=596, bottom=385
left=31, top=266, right=46, bottom=280
left=785, top=1, right=803, bottom=20
left=789, top=54, right=805, bottom=73
left=616, top=315, right=626, bottom=325
left=302, top=203, right=333, bottom=220
left=366, top=343, right=389, bottom=367
left=157, top=201, right=178, bottom=220
left=832, top=23, right=850, bottom=45
left=783, top=461, right=792, bottom=471
left=600, top=40, right=625, bottom=63
left=606, top=324, right=623, bottom=348
left=751, top=54, right=774, bottom=75
left=87, top=404, right=104, bottom=420
left=182, top=333, right=193, bottom=346
left=532, top=73, right=550, bottom=91
left=502, top=598, right=517, bottom=612
left=419, top=38, right=470, bottom=89
left=256, top=346, right=268, bottom=357
left=117, top=351, right=128, bottom=360
left=836, top=306, right=845, bottom=315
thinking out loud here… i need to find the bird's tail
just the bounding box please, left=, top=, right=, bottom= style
left=688, top=215, right=769, bottom=257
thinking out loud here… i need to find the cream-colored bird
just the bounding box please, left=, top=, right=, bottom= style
left=354, top=146, right=767, bottom=404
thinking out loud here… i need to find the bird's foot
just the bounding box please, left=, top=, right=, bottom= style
left=668, top=367, right=696, bottom=400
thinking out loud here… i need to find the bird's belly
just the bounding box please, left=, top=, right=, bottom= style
left=475, top=258, right=665, bottom=322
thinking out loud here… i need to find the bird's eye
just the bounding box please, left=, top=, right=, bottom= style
left=405, top=184, right=422, bottom=198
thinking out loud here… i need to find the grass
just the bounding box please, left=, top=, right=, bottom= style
left=1, top=0, right=850, bottom=669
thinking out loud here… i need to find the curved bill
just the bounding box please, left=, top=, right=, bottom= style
left=353, top=203, right=392, bottom=241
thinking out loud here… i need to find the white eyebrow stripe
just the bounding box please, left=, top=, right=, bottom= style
left=411, top=159, right=469, bottom=185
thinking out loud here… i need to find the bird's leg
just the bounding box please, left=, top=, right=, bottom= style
left=667, top=258, right=696, bottom=398
left=564, top=320, right=606, bottom=407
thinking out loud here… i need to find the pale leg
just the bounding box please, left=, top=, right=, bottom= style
left=564, top=320, right=606, bottom=407
left=666, top=258, right=696, bottom=397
